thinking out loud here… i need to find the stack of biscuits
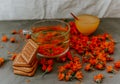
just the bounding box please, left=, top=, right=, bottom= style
left=13, top=39, right=39, bottom=77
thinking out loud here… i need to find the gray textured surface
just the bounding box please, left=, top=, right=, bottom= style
left=0, top=19, right=120, bottom=84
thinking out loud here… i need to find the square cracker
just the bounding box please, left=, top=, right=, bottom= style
left=13, top=60, right=38, bottom=73
left=13, top=53, right=36, bottom=67
left=21, top=39, right=39, bottom=64
left=13, top=64, right=38, bottom=77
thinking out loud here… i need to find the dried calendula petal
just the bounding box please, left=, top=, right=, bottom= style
left=84, top=64, right=93, bottom=71
left=25, top=34, right=31, bottom=39
left=1, top=35, right=8, bottom=42
left=58, top=72, right=65, bottom=81
left=58, top=66, right=66, bottom=73
left=11, top=30, right=17, bottom=34
left=106, top=65, right=115, bottom=73
left=94, top=74, right=104, bottom=83
left=65, top=74, right=72, bottom=81
left=41, top=65, right=53, bottom=77
left=10, top=53, right=18, bottom=61
left=75, top=71, right=83, bottom=81
left=114, top=60, right=120, bottom=68
left=10, top=37, right=16, bottom=43
left=0, top=57, right=4, bottom=66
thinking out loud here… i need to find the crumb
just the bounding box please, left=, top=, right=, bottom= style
left=8, top=51, right=11, bottom=55
left=10, top=53, right=17, bottom=61
left=26, top=79, right=31, bottom=83
left=109, top=75, right=113, bottom=78
left=0, top=45, right=4, bottom=48
left=76, top=81, right=83, bottom=84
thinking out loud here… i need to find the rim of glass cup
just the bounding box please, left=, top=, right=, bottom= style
left=37, top=46, right=69, bottom=58
left=31, top=19, right=70, bottom=39
left=76, top=14, right=100, bottom=24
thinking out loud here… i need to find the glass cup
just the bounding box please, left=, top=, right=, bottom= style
left=31, top=20, right=70, bottom=58
left=75, top=14, right=100, bottom=35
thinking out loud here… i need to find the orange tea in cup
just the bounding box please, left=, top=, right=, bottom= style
left=75, top=14, right=100, bottom=35
left=31, top=20, right=70, bottom=58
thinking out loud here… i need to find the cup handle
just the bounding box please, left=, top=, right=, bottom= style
left=22, top=29, right=32, bottom=35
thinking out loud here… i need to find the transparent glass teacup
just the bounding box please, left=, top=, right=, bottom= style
left=30, top=20, right=70, bottom=58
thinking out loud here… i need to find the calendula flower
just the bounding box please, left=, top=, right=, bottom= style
left=114, top=60, right=120, bottom=68
left=94, top=74, right=104, bottom=83
left=65, top=74, right=72, bottom=81
left=58, top=66, right=66, bottom=73
left=47, top=59, right=54, bottom=66
left=85, top=64, right=93, bottom=71
left=95, top=63, right=105, bottom=70
left=75, top=71, right=83, bottom=80
left=58, top=73, right=65, bottom=81
left=106, top=65, right=115, bottom=73
left=41, top=65, right=53, bottom=77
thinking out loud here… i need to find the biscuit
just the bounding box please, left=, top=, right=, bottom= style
left=13, top=64, right=37, bottom=77
left=13, top=60, right=38, bottom=73
left=13, top=53, right=37, bottom=67
left=21, top=39, right=39, bottom=64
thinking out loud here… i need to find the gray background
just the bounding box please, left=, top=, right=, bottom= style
left=0, top=19, right=120, bottom=84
